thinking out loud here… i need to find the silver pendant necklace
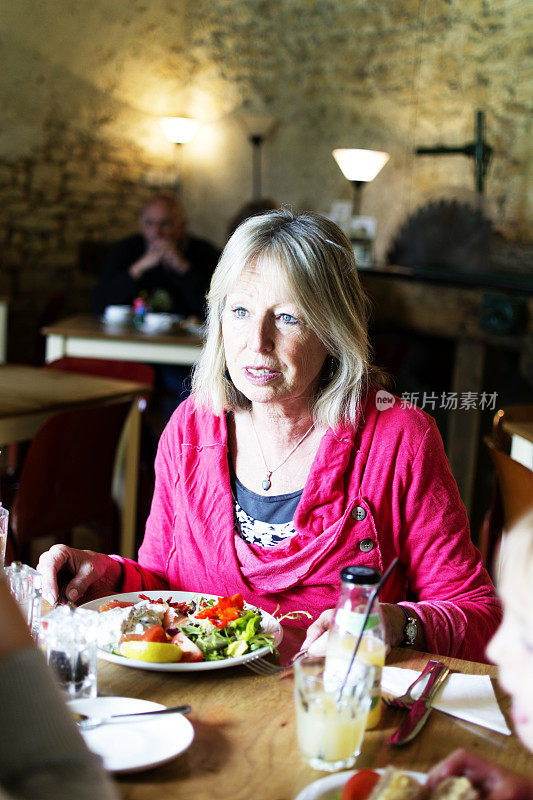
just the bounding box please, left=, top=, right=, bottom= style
left=249, top=410, right=315, bottom=491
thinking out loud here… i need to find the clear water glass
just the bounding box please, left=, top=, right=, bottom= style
left=41, top=604, right=98, bottom=699
left=294, top=655, right=373, bottom=772
left=4, top=560, right=42, bottom=639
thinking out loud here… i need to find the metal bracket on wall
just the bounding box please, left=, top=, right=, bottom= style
left=415, top=110, right=493, bottom=195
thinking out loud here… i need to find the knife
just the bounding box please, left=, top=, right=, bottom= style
left=387, top=662, right=450, bottom=746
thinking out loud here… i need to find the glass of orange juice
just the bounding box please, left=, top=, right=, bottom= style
left=294, top=655, right=374, bottom=772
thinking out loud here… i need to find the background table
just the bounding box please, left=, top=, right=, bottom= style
left=504, top=418, right=533, bottom=469
left=42, top=314, right=204, bottom=366
left=0, top=365, right=150, bottom=558
left=94, top=636, right=533, bottom=800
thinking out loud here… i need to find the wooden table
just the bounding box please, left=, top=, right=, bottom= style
left=95, top=632, right=533, bottom=800
left=0, top=365, right=150, bottom=558
left=42, top=314, right=204, bottom=366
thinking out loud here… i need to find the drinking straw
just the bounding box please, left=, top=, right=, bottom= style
left=337, top=557, right=399, bottom=700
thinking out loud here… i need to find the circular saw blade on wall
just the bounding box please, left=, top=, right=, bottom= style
left=387, top=199, right=492, bottom=273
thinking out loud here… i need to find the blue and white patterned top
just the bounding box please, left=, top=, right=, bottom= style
left=234, top=499, right=297, bottom=547
left=230, top=464, right=302, bottom=547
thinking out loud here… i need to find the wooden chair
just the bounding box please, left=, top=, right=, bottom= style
left=9, top=401, right=132, bottom=566
left=44, top=356, right=156, bottom=552
left=481, top=433, right=533, bottom=580
left=492, top=405, right=533, bottom=453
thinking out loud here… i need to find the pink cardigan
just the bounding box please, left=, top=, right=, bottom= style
left=113, top=389, right=501, bottom=662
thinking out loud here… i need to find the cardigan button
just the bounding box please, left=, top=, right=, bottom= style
left=351, top=506, right=367, bottom=521
left=359, top=538, right=375, bottom=553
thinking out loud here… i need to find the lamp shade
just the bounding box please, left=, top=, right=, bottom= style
left=240, top=113, right=277, bottom=140
left=159, top=116, right=198, bottom=144
left=332, top=149, right=390, bottom=182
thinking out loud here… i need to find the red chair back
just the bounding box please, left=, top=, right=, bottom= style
left=10, top=401, right=131, bottom=565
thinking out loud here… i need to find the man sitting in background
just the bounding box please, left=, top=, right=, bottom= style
left=93, top=193, right=220, bottom=318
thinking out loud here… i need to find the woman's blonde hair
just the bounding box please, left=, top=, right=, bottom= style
left=192, top=208, right=383, bottom=429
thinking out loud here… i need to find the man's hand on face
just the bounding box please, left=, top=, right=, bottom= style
left=156, top=238, right=190, bottom=275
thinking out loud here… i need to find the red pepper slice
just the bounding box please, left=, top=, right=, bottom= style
left=195, top=593, right=245, bottom=627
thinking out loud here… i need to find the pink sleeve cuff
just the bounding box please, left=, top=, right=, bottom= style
left=109, top=556, right=169, bottom=594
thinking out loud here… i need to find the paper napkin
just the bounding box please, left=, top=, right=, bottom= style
left=382, top=666, right=511, bottom=736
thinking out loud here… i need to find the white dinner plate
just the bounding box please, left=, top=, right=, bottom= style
left=81, top=590, right=283, bottom=672
left=294, top=768, right=426, bottom=800
left=68, top=696, right=194, bottom=773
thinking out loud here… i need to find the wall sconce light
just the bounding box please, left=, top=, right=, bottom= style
left=159, top=116, right=198, bottom=144
left=159, top=116, right=199, bottom=193
left=332, top=148, right=390, bottom=215
left=240, top=114, right=277, bottom=200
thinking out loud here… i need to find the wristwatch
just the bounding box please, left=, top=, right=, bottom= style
left=399, top=607, right=418, bottom=647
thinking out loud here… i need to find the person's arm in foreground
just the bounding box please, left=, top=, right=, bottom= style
left=0, top=579, right=118, bottom=800
left=427, top=749, right=533, bottom=800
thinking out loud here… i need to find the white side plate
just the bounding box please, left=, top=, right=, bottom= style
left=69, top=696, right=194, bottom=773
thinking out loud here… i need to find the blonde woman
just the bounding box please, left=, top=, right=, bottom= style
left=39, top=210, right=500, bottom=660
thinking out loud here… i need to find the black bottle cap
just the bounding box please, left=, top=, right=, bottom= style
left=340, top=566, right=381, bottom=585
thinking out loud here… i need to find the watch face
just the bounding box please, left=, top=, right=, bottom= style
left=405, top=619, right=417, bottom=644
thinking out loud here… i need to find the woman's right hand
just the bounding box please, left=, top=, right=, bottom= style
left=37, top=545, right=123, bottom=606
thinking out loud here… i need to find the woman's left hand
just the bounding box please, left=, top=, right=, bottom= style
left=301, top=603, right=425, bottom=654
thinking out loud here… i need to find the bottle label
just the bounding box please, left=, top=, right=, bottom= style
left=335, top=609, right=381, bottom=636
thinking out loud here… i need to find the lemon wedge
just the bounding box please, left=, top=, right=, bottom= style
left=120, top=640, right=182, bottom=663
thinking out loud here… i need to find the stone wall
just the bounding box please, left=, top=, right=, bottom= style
left=0, top=0, right=531, bottom=362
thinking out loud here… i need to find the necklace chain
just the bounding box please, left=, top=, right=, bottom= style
left=249, top=411, right=315, bottom=491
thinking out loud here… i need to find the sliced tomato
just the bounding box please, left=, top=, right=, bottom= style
left=99, top=600, right=134, bottom=612
left=141, top=625, right=168, bottom=643
left=170, top=631, right=203, bottom=662
left=340, top=770, right=380, bottom=800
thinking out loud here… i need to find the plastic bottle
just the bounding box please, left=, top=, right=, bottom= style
left=132, top=295, right=147, bottom=330
left=324, top=565, right=386, bottom=729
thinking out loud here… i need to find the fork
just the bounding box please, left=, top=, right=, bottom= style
left=244, top=650, right=305, bottom=676
left=73, top=703, right=191, bottom=731
left=382, top=659, right=442, bottom=710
